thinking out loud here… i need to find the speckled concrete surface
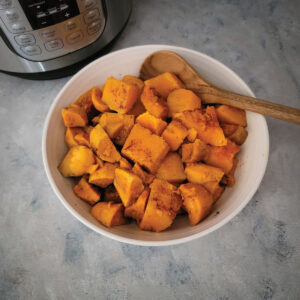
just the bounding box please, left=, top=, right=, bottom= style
left=0, top=1, right=299, bottom=299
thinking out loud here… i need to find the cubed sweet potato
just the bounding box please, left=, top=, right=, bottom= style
left=102, top=76, right=140, bottom=113
left=185, top=163, right=224, bottom=184
left=221, top=158, right=239, bottom=187
left=167, top=88, right=201, bottom=116
left=73, top=177, right=100, bottom=205
left=162, top=119, right=188, bottom=151
left=91, top=202, right=127, bottom=227
left=58, top=145, right=95, bottom=177
left=156, top=152, right=186, bottom=183
left=65, top=127, right=82, bottom=148
left=228, top=126, right=248, bottom=145
left=136, top=111, right=167, bottom=135
left=103, top=185, right=121, bottom=203
left=91, top=86, right=109, bottom=112
left=122, top=124, right=170, bottom=174
left=61, top=104, right=88, bottom=127
left=216, top=105, right=247, bottom=127
left=140, top=86, right=169, bottom=119
left=122, top=75, right=145, bottom=91
left=202, top=181, right=225, bottom=203
left=187, top=128, right=198, bottom=142
left=90, top=124, right=121, bottom=163
left=89, top=163, right=118, bottom=188
left=144, top=72, right=184, bottom=98
left=181, top=139, right=208, bottom=163
left=124, top=188, right=150, bottom=221
left=119, top=157, right=132, bottom=170
left=114, top=168, right=144, bottom=207
left=204, top=139, right=240, bottom=173
left=132, top=163, right=155, bottom=185
left=179, top=183, right=213, bottom=226
left=139, top=179, right=182, bottom=232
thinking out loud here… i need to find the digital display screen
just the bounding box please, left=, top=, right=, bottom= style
left=19, top=0, right=80, bottom=29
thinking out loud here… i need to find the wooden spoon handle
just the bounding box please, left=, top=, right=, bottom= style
left=193, top=86, right=300, bottom=124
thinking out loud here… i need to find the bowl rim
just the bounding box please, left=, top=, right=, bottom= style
left=42, top=44, right=269, bottom=246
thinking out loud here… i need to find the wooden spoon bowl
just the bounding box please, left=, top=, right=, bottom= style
left=140, top=50, right=300, bottom=125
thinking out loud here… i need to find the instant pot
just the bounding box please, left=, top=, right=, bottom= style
left=0, top=0, right=131, bottom=79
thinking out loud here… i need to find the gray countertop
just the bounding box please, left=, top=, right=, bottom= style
left=0, top=1, right=299, bottom=299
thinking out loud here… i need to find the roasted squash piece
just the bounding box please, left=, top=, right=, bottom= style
left=61, top=104, right=88, bottom=127
left=114, top=168, right=144, bottom=207
left=94, top=155, right=104, bottom=168
left=128, top=98, right=146, bottom=116
left=181, top=139, right=208, bottom=163
left=187, top=128, right=198, bottom=142
left=90, top=124, right=121, bottom=163
left=86, top=164, right=99, bottom=174
left=124, top=187, right=150, bottom=221
left=221, top=123, right=238, bottom=137
left=204, top=139, right=240, bottom=173
left=202, top=181, right=225, bottom=203
left=91, top=86, right=109, bottom=112
left=132, top=163, right=155, bottom=185
left=144, top=72, right=184, bottom=98
left=140, top=86, right=169, bottom=119
left=99, top=112, right=125, bottom=139
left=122, top=75, right=145, bottom=91
left=65, top=127, right=82, bottom=148
left=102, top=76, right=140, bottom=113
left=103, top=185, right=121, bottom=203
left=91, top=202, right=127, bottom=227
left=119, top=157, right=132, bottom=170
left=136, top=111, right=167, bottom=135
left=174, top=109, right=206, bottom=134
left=221, top=158, right=239, bottom=187
left=114, top=114, right=135, bottom=146
left=167, top=88, right=201, bottom=116
left=139, top=179, right=182, bottom=232
left=58, top=145, right=95, bottom=177
left=122, top=124, right=170, bottom=174
left=162, top=119, right=188, bottom=151
left=228, top=126, right=248, bottom=145
left=74, top=130, right=90, bottom=147
left=185, top=163, right=224, bottom=184
left=156, top=152, right=186, bottom=183
left=89, top=163, right=118, bottom=188
left=73, top=177, right=100, bottom=205
left=74, top=88, right=94, bottom=115
left=216, top=105, right=247, bottom=127
left=179, top=183, right=213, bottom=226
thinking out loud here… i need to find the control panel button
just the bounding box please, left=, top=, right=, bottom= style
left=45, top=39, right=63, bottom=52
left=64, top=20, right=78, bottom=32
left=87, top=21, right=102, bottom=36
left=81, top=0, right=97, bottom=11
left=83, top=8, right=99, bottom=24
left=66, top=30, right=84, bottom=44
left=21, top=45, right=41, bottom=56
left=5, top=9, right=18, bottom=21
left=11, top=22, right=27, bottom=33
left=40, top=28, right=58, bottom=40
left=14, top=34, right=35, bottom=46
left=0, top=0, right=12, bottom=10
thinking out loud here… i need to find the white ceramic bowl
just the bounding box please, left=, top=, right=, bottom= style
left=42, top=45, right=269, bottom=246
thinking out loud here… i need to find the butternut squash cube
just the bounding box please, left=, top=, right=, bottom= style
left=86, top=164, right=99, bottom=174
left=90, top=124, right=121, bottom=163
left=139, top=179, right=182, bottom=232
left=140, top=86, right=169, bottom=119
left=162, top=119, right=188, bottom=151
left=179, top=183, right=213, bottom=226
left=74, top=130, right=90, bottom=147
left=221, top=123, right=238, bottom=137
left=202, top=181, right=225, bottom=203
left=204, top=139, right=240, bottom=173
left=91, top=202, right=127, bottom=228
left=114, top=114, right=135, bottom=146
left=99, top=112, right=124, bottom=139
left=228, top=126, right=248, bottom=145
left=89, top=163, right=118, bottom=188
left=61, top=104, right=88, bottom=127
left=216, top=105, right=247, bottom=127
left=181, top=139, right=208, bottom=163
left=58, top=145, right=95, bottom=177
left=128, top=98, right=146, bottom=116
left=122, top=75, right=145, bottom=91
left=185, top=163, right=224, bottom=184
left=65, top=127, right=82, bottom=148
left=119, top=157, right=132, bottom=170
left=167, top=88, right=201, bottom=116
left=187, top=128, right=198, bottom=142
left=124, top=188, right=150, bottom=221
left=144, top=72, right=184, bottom=98
left=122, top=124, right=170, bottom=174
left=73, top=177, right=100, bottom=205
left=103, top=185, right=121, bottom=203
left=91, top=86, right=109, bottom=112
left=156, top=152, right=186, bottom=183
left=132, top=163, right=155, bottom=185
left=74, top=88, right=94, bottom=115
left=114, top=168, right=144, bottom=207
left=136, top=111, right=167, bottom=135
left=102, top=76, right=140, bottom=113
left=221, top=158, right=239, bottom=187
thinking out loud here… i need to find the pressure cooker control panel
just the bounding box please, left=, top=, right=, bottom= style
left=0, top=0, right=106, bottom=61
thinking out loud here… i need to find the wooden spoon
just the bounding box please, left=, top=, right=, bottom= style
left=139, top=50, right=300, bottom=125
